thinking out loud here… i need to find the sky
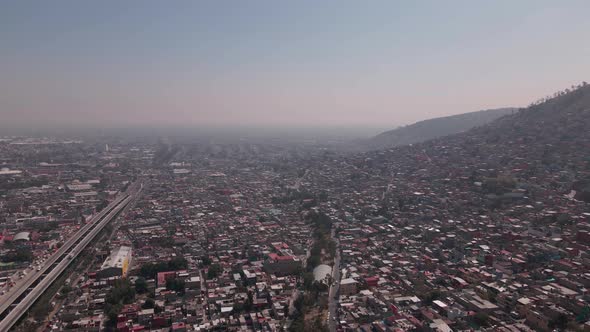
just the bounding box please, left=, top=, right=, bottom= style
left=1, top=0, right=589, bottom=131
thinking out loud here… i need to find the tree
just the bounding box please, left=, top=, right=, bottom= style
left=201, top=256, right=212, bottom=266
left=61, top=285, right=72, bottom=295
left=142, top=298, right=155, bottom=309
left=139, top=257, right=188, bottom=279
left=104, top=302, right=123, bottom=327
left=105, top=279, right=136, bottom=306
left=233, top=302, right=244, bottom=314
left=207, top=264, right=223, bottom=279
left=473, top=312, right=490, bottom=327
left=1, top=247, right=33, bottom=263
left=549, top=313, right=569, bottom=330
left=313, top=317, right=329, bottom=332
left=31, top=300, right=52, bottom=321
left=166, top=278, right=186, bottom=295
left=306, top=255, right=321, bottom=270
left=104, top=280, right=135, bottom=328
left=423, top=290, right=441, bottom=305
left=302, top=272, right=315, bottom=290
left=576, top=306, right=589, bottom=323
left=289, top=314, right=305, bottom=332
left=168, top=257, right=188, bottom=270
left=135, top=277, right=148, bottom=294
left=312, top=281, right=329, bottom=294
left=96, top=199, right=109, bottom=212
left=244, top=290, right=254, bottom=311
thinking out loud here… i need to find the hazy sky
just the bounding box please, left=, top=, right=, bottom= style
left=1, top=0, right=589, bottom=130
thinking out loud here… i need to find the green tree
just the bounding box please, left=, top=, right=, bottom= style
left=289, top=310, right=306, bottom=332
left=106, top=279, right=136, bottom=305
left=1, top=247, right=33, bottom=263
left=233, top=302, right=244, bottom=314
left=313, top=317, right=329, bottom=332
left=166, top=279, right=186, bottom=295
left=423, top=290, right=441, bottom=305
left=302, top=272, right=314, bottom=290
left=168, top=257, right=188, bottom=270
left=549, top=313, right=569, bottom=330
left=201, top=256, right=212, bottom=266
left=142, top=298, right=155, bottom=309
left=104, top=280, right=135, bottom=329
left=244, top=290, right=254, bottom=311
left=473, top=312, right=490, bottom=327
left=61, top=285, right=72, bottom=295
left=31, top=300, right=52, bottom=321
left=104, top=302, right=123, bottom=327
left=139, top=257, right=188, bottom=279
left=207, top=264, right=223, bottom=279
left=577, top=306, right=589, bottom=323
left=135, top=277, right=148, bottom=294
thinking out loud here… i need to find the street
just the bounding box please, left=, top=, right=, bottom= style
left=327, top=228, right=340, bottom=332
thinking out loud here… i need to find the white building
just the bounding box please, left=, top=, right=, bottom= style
left=97, top=246, right=132, bottom=279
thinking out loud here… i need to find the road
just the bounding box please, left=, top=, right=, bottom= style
left=40, top=188, right=143, bottom=332
left=0, top=182, right=141, bottom=332
left=327, top=228, right=341, bottom=332
left=292, top=169, right=309, bottom=191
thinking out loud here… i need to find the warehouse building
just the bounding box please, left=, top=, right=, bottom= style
left=97, top=246, right=132, bottom=279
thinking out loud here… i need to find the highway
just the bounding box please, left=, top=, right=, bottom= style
left=0, top=182, right=141, bottom=332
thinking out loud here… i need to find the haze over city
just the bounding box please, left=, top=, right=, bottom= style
left=2, top=2, right=590, bottom=332
left=1, top=0, right=589, bottom=131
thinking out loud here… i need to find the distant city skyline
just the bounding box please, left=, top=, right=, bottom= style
left=1, top=0, right=589, bottom=130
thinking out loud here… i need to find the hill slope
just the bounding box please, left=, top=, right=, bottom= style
left=362, top=83, right=590, bottom=203
left=303, top=83, right=590, bottom=330
left=366, top=108, right=516, bottom=149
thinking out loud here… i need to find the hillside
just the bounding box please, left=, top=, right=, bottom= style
left=480, top=83, right=590, bottom=202
left=365, top=108, right=516, bottom=149
left=358, top=82, right=590, bottom=204
left=301, top=85, right=590, bottom=332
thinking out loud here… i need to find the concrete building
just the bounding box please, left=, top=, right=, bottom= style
left=97, top=246, right=132, bottom=279
left=263, top=253, right=301, bottom=276
left=339, top=278, right=358, bottom=295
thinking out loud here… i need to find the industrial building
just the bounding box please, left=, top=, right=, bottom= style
left=96, top=246, right=132, bottom=279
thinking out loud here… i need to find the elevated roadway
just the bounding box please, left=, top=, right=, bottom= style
left=0, top=183, right=141, bottom=331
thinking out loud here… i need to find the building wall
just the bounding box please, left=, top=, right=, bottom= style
left=340, top=281, right=358, bottom=296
